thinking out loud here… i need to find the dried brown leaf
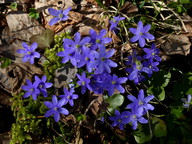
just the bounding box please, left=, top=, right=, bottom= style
left=120, top=1, right=138, bottom=14
left=0, top=63, right=43, bottom=94
left=161, top=35, right=191, bottom=55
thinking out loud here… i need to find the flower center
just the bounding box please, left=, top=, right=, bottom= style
left=76, top=45, right=80, bottom=48
left=112, top=81, right=116, bottom=84
left=132, top=115, right=137, bottom=119
left=82, top=81, right=86, bottom=85
left=139, top=32, right=143, bottom=36
left=54, top=107, right=58, bottom=111
left=59, top=14, right=63, bottom=18
left=139, top=100, right=143, bottom=105
left=96, top=39, right=101, bottom=43
left=67, top=95, right=71, bottom=99
left=85, top=57, right=89, bottom=61
left=30, top=88, right=34, bottom=92
left=101, top=57, right=106, bottom=61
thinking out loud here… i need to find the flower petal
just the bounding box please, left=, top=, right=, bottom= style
left=17, top=49, right=27, bottom=54
left=48, top=8, right=59, bottom=16
left=54, top=111, right=60, bottom=122
left=49, top=17, right=60, bottom=26
left=30, top=42, right=38, bottom=51
left=138, top=89, right=145, bottom=100
left=52, top=95, right=58, bottom=105
left=130, top=35, right=139, bottom=43
left=44, top=101, right=54, bottom=109
left=142, top=24, right=151, bottom=33
left=139, top=37, right=145, bottom=47
left=44, top=109, right=54, bottom=117
left=143, top=33, right=155, bottom=40
left=129, top=28, right=138, bottom=35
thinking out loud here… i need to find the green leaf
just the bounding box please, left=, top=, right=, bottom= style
left=147, top=86, right=165, bottom=101
left=139, top=1, right=145, bottom=8
left=180, top=0, right=190, bottom=4
left=0, top=57, right=11, bottom=68
left=151, top=117, right=167, bottom=137
left=10, top=2, right=17, bottom=10
left=74, top=113, right=86, bottom=122
left=95, top=0, right=106, bottom=9
left=133, top=124, right=153, bottom=144
left=30, top=29, right=54, bottom=48
left=150, top=70, right=171, bottom=88
left=104, top=94, right=124, bottom=113
left=29, top=8, right=39, bottom=19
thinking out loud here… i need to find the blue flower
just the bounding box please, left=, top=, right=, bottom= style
left=89, top=29, right=112, bottom=50
left=90, top=45, right=117, bottom=74
left=48, top=7, right=71, bottom=26
left=106, top=74, right=127, bottom=96
left=181, top=94, right=192, bottom=108
left=59, top=88, right=78, bottom=106
left=143, top=60, right=160, bottom=77
left=63, top=32, right=91, bottom=55
left=22, top=79, right=40, bottom=101
left=122, top=107, right=148, bottom=130
left=34, top=75, right=53, bottom=97
left=127, top=89, right=154, bottom=113
left=129, top=21, right=154, bottom=47
left=76, top=46, right=96, bottom=72
left=57, top=44, right=78, bottom=66
left=109, top=110, right=125, bottom=130
left=17, top=42, right=40, bottom=64
left=89, top=72, right=109, bottom=94
left=109, top=16, right=125, bottom=33
left=76, top=72, right=92, bottom=94
left=143, top=43, right=161, bottom=62
left=44, top=95, right=69, bottom=122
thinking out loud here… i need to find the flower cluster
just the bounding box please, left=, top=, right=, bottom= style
left=126, top=21, right=161, bottom=84
left=22, top=75, right=52, bottom=101
left=109, top=89, right=154, bottom=130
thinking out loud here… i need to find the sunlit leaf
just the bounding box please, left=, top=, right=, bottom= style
left=30, top=29, right=54, bottom=48
left=104, top=94, right=124, bottom=113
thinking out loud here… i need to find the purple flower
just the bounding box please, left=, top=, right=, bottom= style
left=122, top=107, right=148, bottom=130
left=48, top=7, right=71, bottom=26
left=59, top=88, right=78, bottom=106
left=127, top=89, right=154, bottom=113
left=17, top=42, right=40, bottom=64
left=44, top=95, right=69, bottom=122
left=63, top=32, right=91, bottom=55
left=89, top=29, right=112, bottom=50
left=34, top=75, right=53, bottom=97
left=181, top=94, right=192, bottom=108
left=89, top=73, right=108, bottom=94
left=129, top=21, right=155, bottom=47
left=57, top=44, right=77, bottom=66
left=106, top=74, right=127, bottom=96
left=143, top=43, right=161, bottom=62
left=90, top=45, right=117, bottom=74
left=143, top=60, right=160, bottom=77
left=109, top=110, right=125, bottom=130
left=126, top=50, right=150, bottom=84
left=22, top=79, right=40, bottom=101
left=76, top=72, right=92, bottom=94
left=76, top=47, right=96, bottom=72
left=109, top=16, right=125, bottom=33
